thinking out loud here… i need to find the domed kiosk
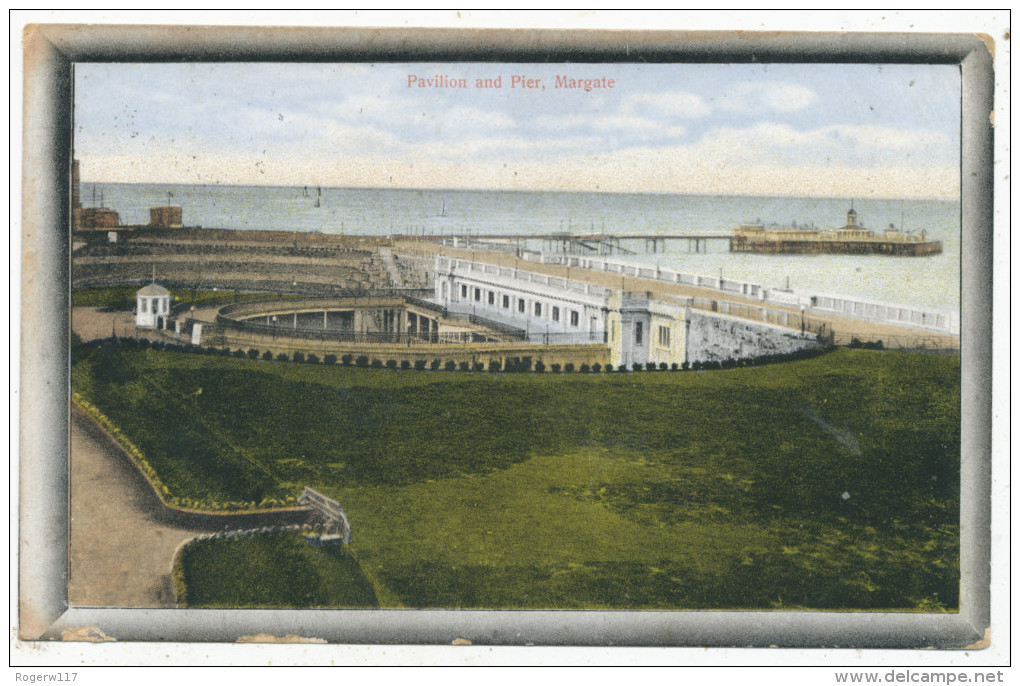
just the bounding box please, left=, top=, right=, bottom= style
left=135, top=283, right=172, bottom=329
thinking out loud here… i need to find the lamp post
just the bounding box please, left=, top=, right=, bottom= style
left=800, top=306, right=806, bottom=335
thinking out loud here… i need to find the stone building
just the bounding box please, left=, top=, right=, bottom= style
left=433, top=257, right=686, bottom=367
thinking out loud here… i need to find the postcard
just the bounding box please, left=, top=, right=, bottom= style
left=17, top=21, right=997, bottom=656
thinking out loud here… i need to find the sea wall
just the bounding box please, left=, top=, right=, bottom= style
left=685, top=310, right=820, bottom=364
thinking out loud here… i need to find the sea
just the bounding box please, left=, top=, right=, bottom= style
left=85, top=183, right=961, bottom=312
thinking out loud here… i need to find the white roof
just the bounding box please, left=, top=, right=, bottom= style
left=136, top=283, right=171, bottom=297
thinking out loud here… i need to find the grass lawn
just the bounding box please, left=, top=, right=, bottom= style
left=72, top=343, right=960, bottom=611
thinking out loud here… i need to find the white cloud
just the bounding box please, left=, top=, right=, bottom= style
left=714, top=82, right=818, bottom=113
left=621, top=91, right=711, bottom=119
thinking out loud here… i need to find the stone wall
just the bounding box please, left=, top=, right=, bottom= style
left=685, top=310, right=820, bottom=364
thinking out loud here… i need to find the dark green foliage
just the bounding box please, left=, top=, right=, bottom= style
left=306, top=354, right=320, bottom=364
left=276, top=353, right=289, bottom=362
left=671, top=363, right=679, bottom=371
left=564, top=363, right=575, bottom=373
left=233, top=349, right=247, bottom=359
left=75, top=346, right=959, bottom=612
left=550, top=363, right=561, bottom=373
left=646, top=362, right=657, bottom=371
left=458, top=361, right=470, bottom=372
left=431, top=359, right=443, bottom=371
left=247, top=349, right=260, bottom=360
left=355, top=356, right=369, bottom=368
left=592, top=363, right=602, bottom=373
left=444, top=360, right=456, bottom=372
left=324, top=355, right=338, bottom=366
left=488, top=360, right=501, bottom=373
left=473, top=362, right=485, bottom=372
left=370, top=359, right=383, bottom=369
left=415, top=360, right=427, bottom=371
left=292, top=352, right=305, bottom=364
left=262, top=351, right=274, bottom=361
left=579, top=364, right=591, bottom=373
left=401, top=360, right=412, bottom=371
left=385, top=360, right=398, bottom=370
left=632, top=363, right=642, bottom=371
left=659, top=362, right=669, bottom=371
left=341, top=354, right=353, bottom=366
left=180, top=532, right=378, bottom=608
left=535, top=360, right=546, bottom=373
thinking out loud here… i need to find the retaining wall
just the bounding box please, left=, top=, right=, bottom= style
left=685, top=310, right=821, bottom=364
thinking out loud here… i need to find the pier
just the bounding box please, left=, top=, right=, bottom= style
left=421, top=233, right=732, bottom=255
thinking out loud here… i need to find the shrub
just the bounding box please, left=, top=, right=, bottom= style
left=292, top=352, right=306, bottom=363
left=306, top=353, right=319, bottom=364
left=671, top=362, right=679, bottom=371
left=604, top=363, right=613, bottom=372
left=579, top=363, right=590, bottom=373
left=401, top=360, right=412, bottom=370
left=414, top=360, right=427, bottom=371
left=488, top=360, right=501, bottom=373
left=692, top=360, right=702, bottom=371
left=564, top=363, right=575, bottom=373
left=262, top=350, right=273, bottom=361
left=632, top=363, right=643, bottom=372
left=646, top=362, right=657, bottom=371
left=323, top=354, right=338, bottom=365
left=659, top=362, right=668, bottom=371
left=592, top=363, right=602, bottom=373
left=247, top=348, right=260, bottom=359
left=355, top=355, right=369, bottom=368
left=233, top=349, right=247, bottom=359
left=430, top=359, right=442, bottom=371
left=385, top=359, right=398, bottom=370
left=681, top=361, right=690, bottom=371
left=534, top=360, right=546, bottom=373
left=371, top=359, right=383, bottom=369
left=220, top=348, right=232, bottom=356
left=458, top=361, right=470, bottom=372
left=473, top=362, right=485, bottom=372
left=341, top=354, right=353, bottom=366
left=551, top=363, right=562, bottom=373
left=444, top=360, right=456, bottom=372
left=276, top=353, right=289, bottom=362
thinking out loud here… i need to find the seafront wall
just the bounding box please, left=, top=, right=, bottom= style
left=685, top=310, right=820, bottom=364
left=506, top=250, right=959, bottom=336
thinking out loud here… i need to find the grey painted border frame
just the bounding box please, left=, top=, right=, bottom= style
left=19, top=25, right=993, bottom=647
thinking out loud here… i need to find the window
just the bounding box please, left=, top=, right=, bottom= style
left=502, top=294, right=510, bottom=309
left=518, top=298, right=526, bottom=313
left=534, top=302, right=542, bottom=317
left=488, top=291, right=495, bottom=305
left=141, top=299, right=148, bottom=313
left=474, top=287, right=481, bottom=302
left=461, top=284, right=468, bottom=298
left=659, top=325, right=670, bottom=347
left=552, top=306, right=560, bottom=322
left=570, top=310, right=579, bottom=327
left=635, top=321, right=643, bottom=346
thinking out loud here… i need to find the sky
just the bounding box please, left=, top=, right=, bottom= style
left=74, top=61, right=961, bottom=198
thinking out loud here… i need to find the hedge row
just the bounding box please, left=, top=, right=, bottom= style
left=72, top=389, right=298, bottom=513
left=75, top=335, right=834, bottom=374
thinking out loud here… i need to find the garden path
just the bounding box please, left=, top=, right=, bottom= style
left=68, top=410, right=202, bottom=608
